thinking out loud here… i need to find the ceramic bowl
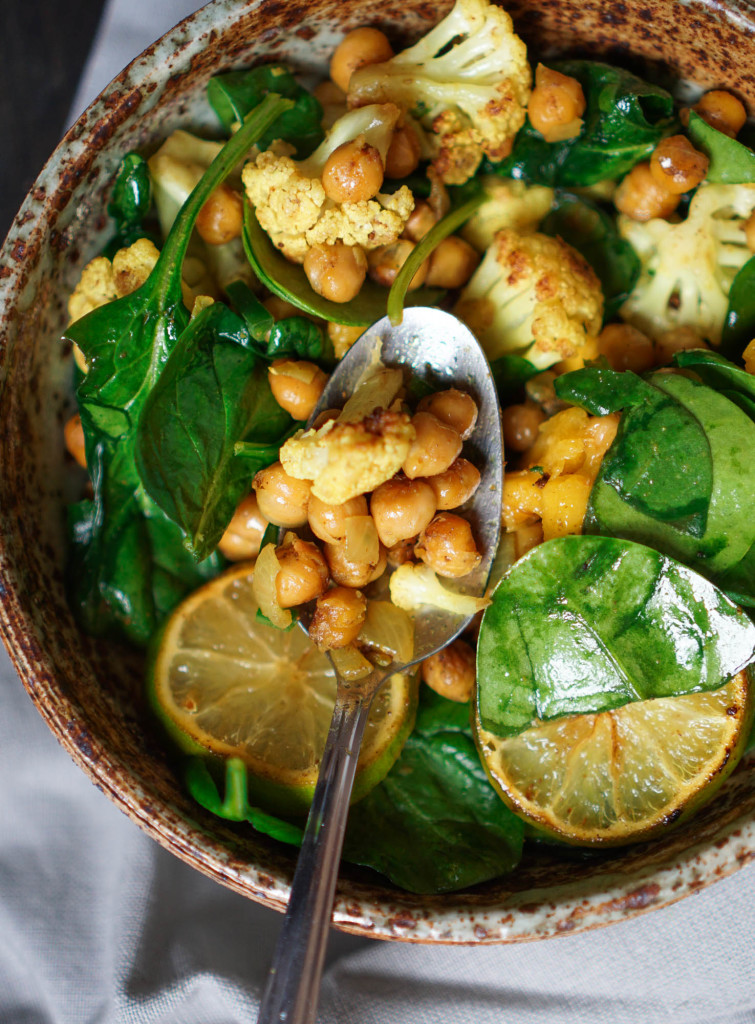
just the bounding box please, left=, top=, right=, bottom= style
left=2, top=0, right=755, bottom=944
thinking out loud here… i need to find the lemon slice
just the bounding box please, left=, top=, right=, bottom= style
left=148, top=562, right=417, bottom=816
left=474, top=670, right=753, bottom=846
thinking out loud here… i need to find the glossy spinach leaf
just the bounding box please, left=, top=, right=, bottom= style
left=344, top=689, right=524, bottom=893
left=492, top=62, right=676, bottom=187
left=242, top=204, right=443, bottom=326
left=720, top=254, right=755, bottom=361
left=490, top=353, right=539, bottom=406
left=477, top=535, right=755, bottom=737
left=226, top=279, right=328, bottom=361
left=103, top=152, right=155, bottom=254
left=673, top=349, right=755, bottom=408
left=207, top=64, right=323, bottom=156
left=687, top=111, right=755, bottom=184
left=136, top=302, right=292, bottom=561
left=185, top=757, right=304, bottom=845
left=542, top=194, right=640, bottom=320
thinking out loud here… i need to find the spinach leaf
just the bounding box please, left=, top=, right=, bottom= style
left=104, top=152, right=155, bottom=254
left=542, top=194, right=640, bottom=320
left=185, top=757, right=304, bottom=845
left=673, top=349, right=755, bottom=407
left=207, top=64, right=324, bottom=156
left=687, top=111, right=755, bottom=184
left=477, top=535, right=755, bottom=737
left=720, top=254, right=755, bottom=361
left=558, top=367, right=755, bottom=603
left=344, top=689, right=524, bottom=893
left=490, top=353, right=539, bottom=406
left=136, top=302, right=292, bottom=562
left=226, top=279, right=328, bottom=361
left=492, top=62, right=676, bottom=187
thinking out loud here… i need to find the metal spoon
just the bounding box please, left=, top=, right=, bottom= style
left=256, top=307, right=502, bottom=1024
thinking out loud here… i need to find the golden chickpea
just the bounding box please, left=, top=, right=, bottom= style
left=218, top=492, right=268, bottom=561
left=330, top=27, right=394, bottom=93
left=694, top=90, right=747, bottom=138
left=528, top=64, right=586, bottom=143
left=327, top=322, right=364, bottom=359
left=654, top=326, right=708, bottom=364
left=386, top=536, right=416, bottom=567
left=421, top=638, right=476, bottom=703
left=64, top=413, right=87, bottom=468
left=385, top=124, right=421, bottom=179
left=268, top=360, right=328, bottom=421
left=308, top=494, right=369, bottom=544
left=370, top=477, right=437, bottom=548
left=253, top=462, right=311, bottom=528
left=403, top=411, right=463, bottom=479
left=324, top=538, right=387, bottom=587
left=403, top=200, right=437, bottom=242
left=650, top=135, right=709, bottom=194
left=367, top=240, right=428, bottom=290
left=314, top=80, right=346, bottom=107
left=614, top=162, right=680, bottom=221
left=263, top=296, right=301, bottom=320
left=425, top=458, right=481, bottom=510
left=309, top=587, right=367, bottom=650
left=417, top=389, right=478, bottom=440
left=415, top=512, right=481, bottom=578
left=597, top=323, right=655, bottom=373
left=322, top=138, right=385, bottom=203
left=304, top=243, right=367, bottom=303
left=502, top=402, right=546, bottom=453
left=195, top=184, right=244, bottom=245
left=425, top=237, right=480, bottom=289
left=275, top=539, right=329, bottom=608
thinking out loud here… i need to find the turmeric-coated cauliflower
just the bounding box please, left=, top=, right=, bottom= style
left=280, top=409, right=415, bottom=504
left=389, top=563, right=489, bottom=616
left=454, top=229, right=604, bottom=369
left=68, top=238, right=161, bottom=324
left=461, top=176, right=555, bottom=252
left=347, top=0, right=530, bottom=185
left=242, top=104, right=414, bottom=263
left=618, top=183, right=755, bottom=345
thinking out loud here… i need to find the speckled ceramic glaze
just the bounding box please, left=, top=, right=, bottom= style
left=2, top=0, right=755, bottom=944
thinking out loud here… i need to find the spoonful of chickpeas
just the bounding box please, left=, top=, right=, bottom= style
left=255, top=307, right=502, bottom=1024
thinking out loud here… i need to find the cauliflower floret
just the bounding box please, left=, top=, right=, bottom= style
left=242, top=104, right=414, bottom=263
left=618, top=183, right=755, bottom=345
left=347, top=0, right=530, bottom=185
left=390, top=563, right=489, bottom=616
left=461, top=176, right=555, bottom=252
left=454, top=229, right=603, bottom=369
left=67, top=257, right=118, bottom=324
left=280, top=409, right=415, bottom=504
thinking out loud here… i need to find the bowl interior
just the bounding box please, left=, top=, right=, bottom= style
left=2, top=0, right=755, bottom=943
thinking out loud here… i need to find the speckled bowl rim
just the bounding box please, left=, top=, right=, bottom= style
left=2, top=0, right=755, bottom=945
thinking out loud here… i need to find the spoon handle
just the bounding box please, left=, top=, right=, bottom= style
left=256, top=680, right=377, bottom=1024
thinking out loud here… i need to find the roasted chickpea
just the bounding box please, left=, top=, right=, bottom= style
left=386, top=536, right=417, bottom=567
left=327, top=322, right=364, bottom=359
left=417, top=390, right=478, bottom=440
left=403, top=411, right=463, bottom=479
left=324, top=538, right=387, bottom=587
left=329, top=27, right=394, bottom=92
left=253, top=462, right=311, bottom=528
left=654, top=326, right=708, bottom=364
left=649, top=136, right=709, bottom=194
left=425, top=237, right=480, bottom=289
left=415, top=512, right=481, bottom=578
left=425, top=458, right=481, bottom=510
left=195, top=184, right=244, bottom=245
left=502, top=402, right=546, bottom=453
left=402, top=200, right=437, bottom=242
left=275, top=539, right=329, bottom=608
left=597, top=323, right=655, bottom=373
left=322, top=138, right=385, bottom=203
left=528, top=64, right=586, bottom=143
left=421, top=638, right=476, bottom=703
left=268, top=360, right=328, bottom=421
left=308, top=494, right=369, bottom=543
left=64, top=413, right=87, bottom=468
left=263, top=295, right=301, bottom=320
left=309, top=587, right=367, bottom=650
left=614, top=163, right=680, bottom=221
left=370, top=477, right=437, bottom=548
left=367, top=240, right=428, bottom=290
left=304, top=244, right=367, bottom=303
left=693, top=90, right=747, bottom=138
left=218, top=493, right=268, bottom=561
left=385, top=124, right=421, bottom=179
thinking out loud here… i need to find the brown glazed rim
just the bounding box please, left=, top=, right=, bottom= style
left=2, top=0, right=755, bottom=944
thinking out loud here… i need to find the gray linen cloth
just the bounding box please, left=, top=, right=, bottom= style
left=2, top=1, right=754, bottom=1020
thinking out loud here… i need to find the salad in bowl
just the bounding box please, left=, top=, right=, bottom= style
left=3, top=0, right=755, bottom=941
